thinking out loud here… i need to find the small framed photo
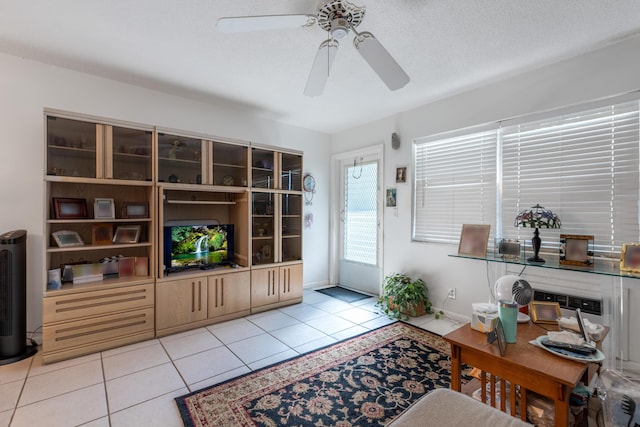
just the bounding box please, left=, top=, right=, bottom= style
left=458, top=224, right=491, bottom=258
left=530, top=301, right=562, bottom=324
left=94, top=198, right=115, bottom=219
left=113, top=225, right=141, bottom=244
left=395, top=166, right=407, bottom=184
left=496, top=238, right=521, bottom=261
left=620, top=243, right=640, bottom=273
left=386, top=188, right=397, bottom=207
left=92, top=224, right=113, bottom=245
left=52, top=198, right=88, bottom=219
left=122, top=202, right=149, bottom=219
left=52, top=230, right=84, bottom=248
left=560, top=234, right=593, bottom=266
left=487, top=317, right=507, bottom=356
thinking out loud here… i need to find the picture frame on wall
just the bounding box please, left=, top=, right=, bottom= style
left=386, top=188, right=397, bottom=207
left=395, top=166, right=407, bottom=184
left=620, top=243, right=640, bottom=273
left=559, top=234, right=593, bottom=266
left=458, top=224, right=491, bottom=258
left=52, top=198, right=88, bottom=219
left=94, top=198, right=115, bottom=219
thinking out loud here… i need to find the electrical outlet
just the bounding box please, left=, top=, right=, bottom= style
left=448, top=288, right=456, bottom=300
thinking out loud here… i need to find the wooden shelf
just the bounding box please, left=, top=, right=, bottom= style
left=47, top=242, right=152, bottom=253
left=166, top=199, right=236, bottom=205
left=48, top=218, right=151, bottom=224
left=44, top=275, right=154, bottom=296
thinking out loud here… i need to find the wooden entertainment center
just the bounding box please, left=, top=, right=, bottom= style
left=42, top=111, right=304, bottom=363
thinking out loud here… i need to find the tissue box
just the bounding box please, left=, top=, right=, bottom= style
left=471, top=311, right=499, bottom=333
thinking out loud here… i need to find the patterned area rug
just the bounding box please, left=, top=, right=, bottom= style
left=176, top=322, right=470, bottom=427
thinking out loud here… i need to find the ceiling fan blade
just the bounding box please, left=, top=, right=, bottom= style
left=217, top=14, right=314, bottom=33
left=353, top=31, right=410, bottom=91
left=304, top=39, right=339, bottom=97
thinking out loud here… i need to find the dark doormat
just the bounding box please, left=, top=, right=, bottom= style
left=315, top=286, right=372, bottom=303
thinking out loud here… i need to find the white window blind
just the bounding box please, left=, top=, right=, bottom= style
left=344, top=162, right=378, bottom=265
left=500, top=100, right=640, bottom=256
left=413, top=130, right=497, bottom=244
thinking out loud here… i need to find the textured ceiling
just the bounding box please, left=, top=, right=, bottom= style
left=1, top=1, right=639, bottom=133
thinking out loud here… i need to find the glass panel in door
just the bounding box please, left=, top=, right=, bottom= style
left=157, top=133, right=203, bottom=185
left=281, top=153, right=302, bottom=191
left=281, top=193, right=302, bottom=262
left=252, top=192, right=275, bottom=265
left=111, top=126, right=152, bottom=181
left=212, top=141, right=248, bottom=187
left=252, top=148, right=275, bottom=189
left=46, top=116, right=97, bottom=178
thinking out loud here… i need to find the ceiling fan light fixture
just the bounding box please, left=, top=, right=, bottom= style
left=330, top=18, right=349, bottom=39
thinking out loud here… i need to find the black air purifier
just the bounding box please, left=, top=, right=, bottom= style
left=0, top=229, right=37, bottom=365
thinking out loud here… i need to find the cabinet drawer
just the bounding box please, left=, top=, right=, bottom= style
left=43, top=283, right=154, bottom=323
left=43, top=307, right=154, bottom=353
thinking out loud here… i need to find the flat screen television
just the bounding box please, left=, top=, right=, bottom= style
left=163, top=224, right=234, bottom=273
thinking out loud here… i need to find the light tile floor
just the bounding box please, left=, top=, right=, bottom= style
left=0, top=290, right=461, bottom=427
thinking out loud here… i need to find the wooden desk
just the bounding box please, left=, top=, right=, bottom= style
left=444, top=322, right=596, bottom=427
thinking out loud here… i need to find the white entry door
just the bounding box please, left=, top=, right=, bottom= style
left=332, top=148, right=383, bottom=295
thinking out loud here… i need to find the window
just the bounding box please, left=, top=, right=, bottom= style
left=501, top=101, right=640, bottom=256
left=413, top=97, right=640, bottom=258
left=413, top=129, right=497, bottom=245
left=344, top=162, right=378, bottom=265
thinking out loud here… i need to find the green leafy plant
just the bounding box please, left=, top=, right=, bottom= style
left=376, top=273, right=433, bottom=320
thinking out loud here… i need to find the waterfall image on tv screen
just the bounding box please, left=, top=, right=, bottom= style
left=169, top=225, right=230, bottom=268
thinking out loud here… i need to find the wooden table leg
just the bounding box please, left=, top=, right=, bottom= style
left=450, top=344, right=462, bottom=391
left=554, top=385, right=570, bottom=427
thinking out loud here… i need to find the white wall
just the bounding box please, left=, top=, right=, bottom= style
left=0, top=52, right=331, bottom=331
left=330, top=34, right=640, bottom=364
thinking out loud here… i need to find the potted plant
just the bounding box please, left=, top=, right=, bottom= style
left=376, top=273, right=434, bottom=320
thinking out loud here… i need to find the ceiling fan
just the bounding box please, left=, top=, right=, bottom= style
left=217, top=0, right=410, bottom=96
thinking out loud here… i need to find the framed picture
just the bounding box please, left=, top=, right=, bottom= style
left=458, top=224, right=491, bottom=258
left=52, top=198, right=88, bottom=219
left=530, top=301, right=562, bottom=324
left=487, top=317, right=507, bottom=356
left=560, top=234, right=593, bottom=266
left=386, top=188, right=397, bottom=207
left=497, top=238, right=521, bottom=261
left=620, top=243, right=640, bottom=273
left=395, top=166, right=407, bottom=184
left=122, top=202, right=149, bottom=219
left=51, top=230, right=84, bottom=248
left=113, top=225, right=141, bottom=244
left=92, top=224, right=113, bottom=245
left=94, top=198, right=115, bottom=219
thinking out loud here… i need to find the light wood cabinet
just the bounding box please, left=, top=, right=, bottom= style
left=251, top=263, right=303, bottom=311
left=208, top=271, right=251, bottom=318
left=43, top=111, right=304, bottom=360
left=156, top=277, right=207, bottom=330
left=42, top=282, right=154, bottom=364
left=279, top=264, right=303, bottom=302
left=251, top=267, right=279, bottom=308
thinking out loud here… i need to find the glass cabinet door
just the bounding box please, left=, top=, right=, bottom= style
left=281, top=153, right=302, bottom=191
left=252, top=192, right=275, bottom=265
left=110, top=126, right=152, bottom=181
left=252, top=148, right=276, bottom=189
left=212, top=141, right=248, bottom=187
left=157, top=133, right=204, bottom=185
left=46, top=116, right=98, bottom=178
left=281, top=194, right=302, bottom=262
